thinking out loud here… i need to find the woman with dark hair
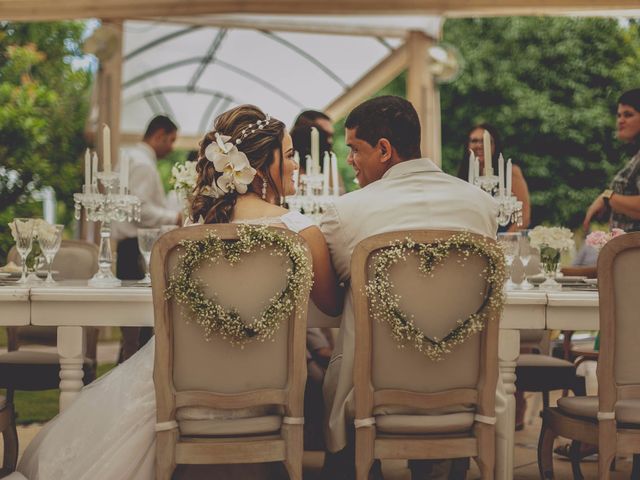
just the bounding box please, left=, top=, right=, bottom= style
left=583, top=88, right=640, bottom=232
left=458, top=123, right=531, bottom=231
left=12, top=105, right=342, bottom=480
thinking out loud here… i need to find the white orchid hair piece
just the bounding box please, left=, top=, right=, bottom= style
left=203, top=132, right=257, bottom=196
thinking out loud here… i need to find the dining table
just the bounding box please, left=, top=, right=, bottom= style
left=0, top=279, right=599, bottom=480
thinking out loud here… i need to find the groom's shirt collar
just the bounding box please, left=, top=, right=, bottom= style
left=381, top=157, right=442, bottom=180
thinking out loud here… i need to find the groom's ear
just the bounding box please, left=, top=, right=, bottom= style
left=378, top=138, right=393, bottom=163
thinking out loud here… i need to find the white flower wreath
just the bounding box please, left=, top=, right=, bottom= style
left=203, top=133, right=257, bottom=198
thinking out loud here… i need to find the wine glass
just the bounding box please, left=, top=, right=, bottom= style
left=13, top=219, right=35, bottom=284
left=498, top=232, right=520, bottom=290
left=518, top=230, right=534, bottom=290
left=39, top=224, right=64, bottom=285
left=137, top=228, right=160, bottom=285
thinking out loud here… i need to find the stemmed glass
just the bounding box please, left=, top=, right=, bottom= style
left=137, top=228, right=160, bottom=285
left=498, top=232, right=520, bottom=290
left=518, top=230, right=535, bottom=290
left=39, top=224, right=64, bottom=285
left=12, top=218, right=34, bottom=285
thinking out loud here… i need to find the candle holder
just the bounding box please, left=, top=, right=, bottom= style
left=473, top=175, right=523, bottom=228
left=287, top=173, right=336, bottom=225
left=74, top=173, right=141, bottom=287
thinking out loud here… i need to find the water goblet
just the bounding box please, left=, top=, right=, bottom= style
left=12, top=218, right=34, bottom=284
left=137, top=228, right=160, bottom=285
left=518, top=230, right=535, bottom=290
left=39, top=224, right=64, bottom=285
left=498, top=232, right=520, bottom=290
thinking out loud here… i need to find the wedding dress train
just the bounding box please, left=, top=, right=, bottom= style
left=9, top=212, right=313, bottom=480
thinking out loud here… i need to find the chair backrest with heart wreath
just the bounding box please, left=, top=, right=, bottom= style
left=351, top=229, right=506, bottom=479
left=150, top=223, right=312, bottom=479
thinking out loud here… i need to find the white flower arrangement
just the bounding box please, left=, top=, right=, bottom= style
left=170, top=161, right=197, bottom=192
left=9, top=218, right=57, bottom=243
left=528, top=226, right=574, bottom=252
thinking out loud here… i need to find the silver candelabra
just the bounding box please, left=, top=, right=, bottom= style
left=474, top=175, right=523, bottom=228
left=74, top=173, right=141, bottom=287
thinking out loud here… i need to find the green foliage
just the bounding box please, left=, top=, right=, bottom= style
left=0, top=22, right=92, bottom=263
left=439, top=17, right=640, bottom=227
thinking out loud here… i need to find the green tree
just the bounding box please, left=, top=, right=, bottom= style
left=0, top=22, right=91, bottom=263
left=440, top=17, right=640, bottom=227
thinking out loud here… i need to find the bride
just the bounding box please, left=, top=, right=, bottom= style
left=10, top=105, right=342, bottom=480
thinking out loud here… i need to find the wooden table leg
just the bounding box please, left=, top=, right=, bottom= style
left=496, top=328, right=520, bottom=480
left=58, top=326, right=86, bottom=411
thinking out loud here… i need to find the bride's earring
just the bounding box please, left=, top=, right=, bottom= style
left=262, top=178, right=267, bottom=200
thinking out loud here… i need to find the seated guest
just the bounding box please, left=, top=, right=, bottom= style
left=457, top=123, right=531, bottom=231
left=293, top=109, right=335, bottom=148
left=290, top=124, right=332, bottom=174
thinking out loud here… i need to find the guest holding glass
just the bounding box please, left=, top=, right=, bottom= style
left=583, top=88, right=640, bottom=233
left=457, top=123, right=531, bottom=231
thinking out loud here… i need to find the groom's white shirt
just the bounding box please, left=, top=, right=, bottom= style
left=320, top=157, right=498, bottom=452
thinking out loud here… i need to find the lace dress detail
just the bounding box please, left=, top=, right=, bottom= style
left=12, top=212, right=315, bottom=480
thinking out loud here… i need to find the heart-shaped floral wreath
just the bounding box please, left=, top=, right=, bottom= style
left=365, top=232, right=507, bottom=361
left=166, top=225, right=313, bottom=346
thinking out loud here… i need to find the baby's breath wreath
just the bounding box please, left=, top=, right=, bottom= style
left=365, top=232, right=507, bottom=361
left=166, top=225, right=313, bottom=346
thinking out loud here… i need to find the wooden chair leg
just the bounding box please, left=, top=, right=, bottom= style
left=1, top=408, right=18, bottom=473
left=282, top=424, right=303, bottom=480
left=474, top=423, right=495, bottom=480
left=155, top=430, right=177, bottom=480
left=598, top=420, right=616, bottom=480
left=355, top=426, right=375, bottom=480
left=538, top=412, right=557, bottom=479
left=568, top=441, right=584, bottom=480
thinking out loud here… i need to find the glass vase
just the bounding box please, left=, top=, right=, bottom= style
left=540, top=246, right=561, bottom=291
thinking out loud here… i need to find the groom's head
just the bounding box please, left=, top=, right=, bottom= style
left=345, top=96, right=421, bottom=187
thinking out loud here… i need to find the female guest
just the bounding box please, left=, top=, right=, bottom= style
left=583, top=88, right=640, bottom=232
left=457, top=123, right=531, bottom=231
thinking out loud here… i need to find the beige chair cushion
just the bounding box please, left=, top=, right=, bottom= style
left=176, top=405, right=284, bottom=436
left=557, top=396, right=640, bottom=426
left=517, top=354, right=574, bottom=368
left=375, top=412, right=476, bottom=435
left=178, top=415, right=283, bottom=436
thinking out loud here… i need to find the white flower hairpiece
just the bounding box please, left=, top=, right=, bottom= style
left=204, top=133, right=257, bottom=196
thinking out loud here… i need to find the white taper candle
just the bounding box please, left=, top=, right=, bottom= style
left=483, top=129, right=492, bottom=176
left=506, top=158, right=513, bottom=196
left=498, top=153, right=505, bottom=197
left=468, top=150, right=475, bottom=184
left=322, top=152, right=330, bottom=196
left=103, top=124, right=111, bottom=174
left=84, top=148, right=91, bottom=189
left=310, top=127, right=320, bottom=174
left=331, top=152, right=339, bottom=196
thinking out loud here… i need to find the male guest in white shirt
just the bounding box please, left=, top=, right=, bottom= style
left=112, top=115, right=181, bottom=361
left=320, top=96, right=498, bottom=479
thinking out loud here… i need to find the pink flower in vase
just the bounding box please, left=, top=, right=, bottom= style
left=585, top=229, right=626, bottom=250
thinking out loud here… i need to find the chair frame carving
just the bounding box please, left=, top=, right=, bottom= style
left=150, top=224, right=310, bottom=480
left=351, top=230, right=500, bottom=480
left=538, top=232, right=640, bottom=480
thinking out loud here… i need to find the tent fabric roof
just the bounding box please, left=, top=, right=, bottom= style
left=121, top=16, right=441, bottom=138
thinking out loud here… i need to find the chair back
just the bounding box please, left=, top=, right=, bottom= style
left=151, top=224, right=310, bottom=424
left=7, top=240, right=99, bottom=351
left=596, top=232, right=640, bottom=411
left=352, top=230, right=501, bottom=420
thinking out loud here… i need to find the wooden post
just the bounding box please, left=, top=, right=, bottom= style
left=406, top=30, right=441, bottom=166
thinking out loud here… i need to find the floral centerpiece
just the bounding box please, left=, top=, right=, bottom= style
left=528, top=226, right=574, bottom=290
left=585, top=228, right=625, bottom=250
left=170, top=161, right=197, bottom=218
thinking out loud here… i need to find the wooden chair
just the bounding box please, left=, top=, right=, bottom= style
left=538, top=232, right=640, bottom=480
left=0, top=396, right=18, bottom=477
left=0, top=240, right=100, bottom=399
left=151, top=224, right=311, bottom=480
left=351, top=230, right=502, bottom=480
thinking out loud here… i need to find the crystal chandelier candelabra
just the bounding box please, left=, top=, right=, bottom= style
left=74, top=173, right=140, bottom=287
left=474, top=174, right=523, bottom=228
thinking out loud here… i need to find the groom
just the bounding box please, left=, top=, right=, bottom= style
left=320, top=96, right=498, bottom=479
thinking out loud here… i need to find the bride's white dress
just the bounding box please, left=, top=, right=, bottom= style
left=9, top=212, right=313, bottom=480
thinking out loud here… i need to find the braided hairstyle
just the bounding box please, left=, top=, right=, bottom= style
left=191, top=105, right=286, bottom=224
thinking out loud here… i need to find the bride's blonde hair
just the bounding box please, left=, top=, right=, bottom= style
left=191, top=105, right=286, bottom=224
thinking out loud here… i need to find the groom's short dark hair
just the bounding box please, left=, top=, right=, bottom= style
left=345, top=96, right=421, bottom=160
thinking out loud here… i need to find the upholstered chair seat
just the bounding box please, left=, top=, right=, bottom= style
left=557, top=396, right=640, bottom=426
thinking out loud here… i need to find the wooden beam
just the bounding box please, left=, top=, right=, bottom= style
left=324, top=44, right=408, bottom=122
left=406, top=30, right=441, bottom=166
left=1, top=0, right=639, bottom=22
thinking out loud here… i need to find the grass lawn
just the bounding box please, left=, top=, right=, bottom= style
left=13, top=363, right=116, bottom=425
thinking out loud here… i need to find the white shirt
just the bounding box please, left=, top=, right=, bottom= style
left=111, top=142, right=178, bottom=242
